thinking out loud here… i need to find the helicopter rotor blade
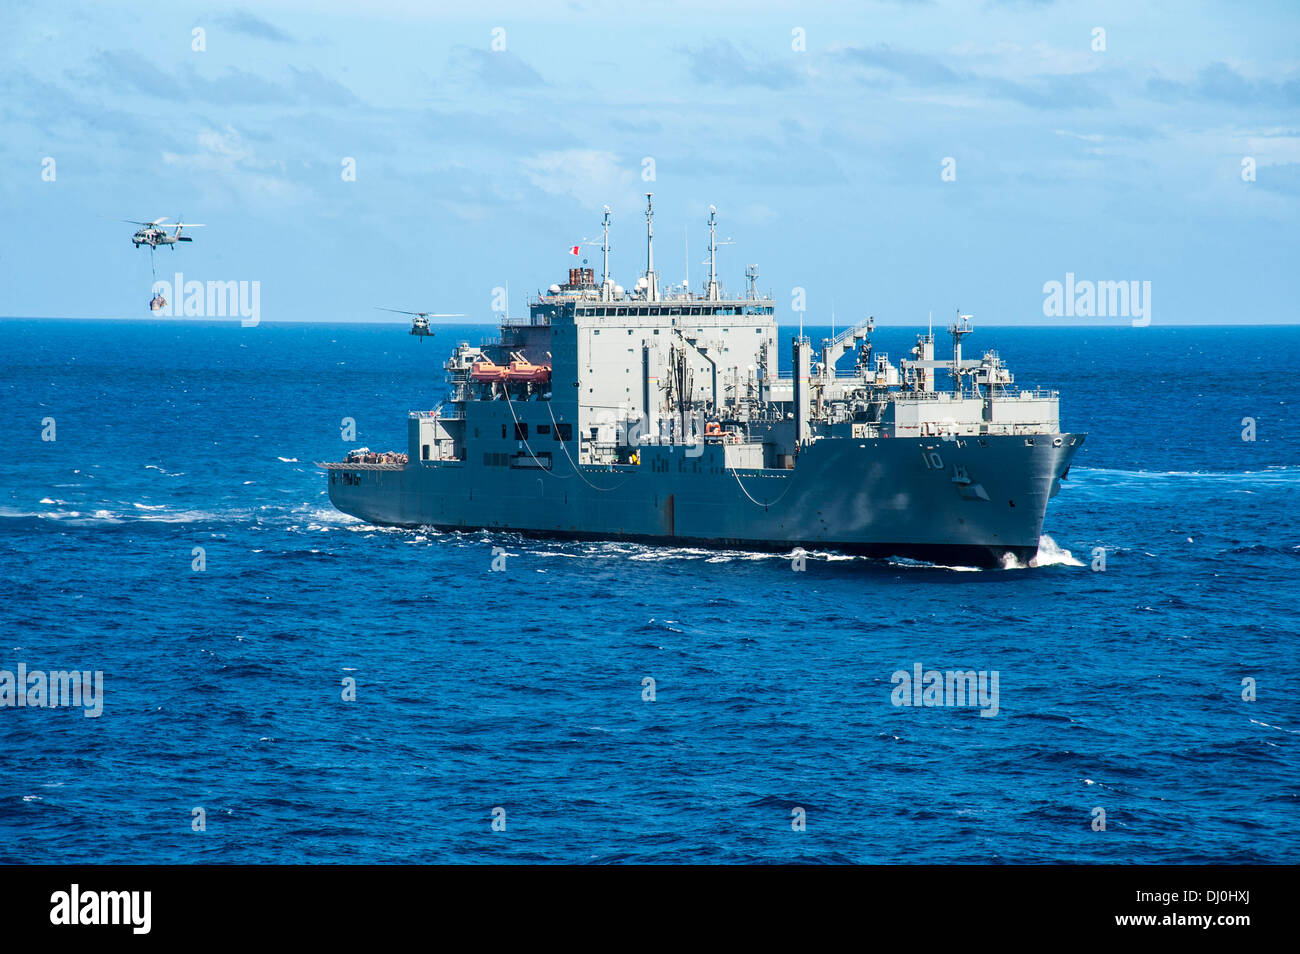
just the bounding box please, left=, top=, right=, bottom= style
left=375, top=307, right=465, bottom=318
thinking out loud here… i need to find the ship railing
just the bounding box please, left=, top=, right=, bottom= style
left=634, top=435, right=767, bottom=448
left=891, top=387, right=1059, bottom=402
left=409, top=407, right=465, bottom=420
left=317, top=460, right=408, bottom=471
left=1007, top=388, right=1058, bottom=400
left=824, top=319, right=872, bottom=350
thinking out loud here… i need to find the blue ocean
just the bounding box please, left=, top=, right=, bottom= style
left=1, top=319, right=1296, bottom=864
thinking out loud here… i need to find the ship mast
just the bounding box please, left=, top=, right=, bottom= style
left=707, top=206, right=719, bottom=301
left=600, top=205, right=611, bottom=300
left=949, top=310, right=974, bottom=394
left=644, top=193, right=659, bottom=302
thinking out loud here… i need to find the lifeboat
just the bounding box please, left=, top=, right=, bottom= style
left=470, top=360, right=507, bottom=382
left=505, top=359, right=551, bottom=384
left=471, top=357, right=552, bottom=384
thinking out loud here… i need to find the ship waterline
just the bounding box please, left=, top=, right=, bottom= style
left=325, top=431, right=1083, bottom=567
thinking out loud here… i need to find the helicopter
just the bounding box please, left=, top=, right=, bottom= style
left=375, top=307, right=464, bottom=340
left=125, top=217, right=205, bottom=249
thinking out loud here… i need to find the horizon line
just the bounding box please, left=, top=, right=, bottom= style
left=3, top=315, right=1300, bottom=329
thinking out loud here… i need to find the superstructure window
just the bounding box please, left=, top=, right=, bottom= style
left=514, top=422, right=528, bottom=440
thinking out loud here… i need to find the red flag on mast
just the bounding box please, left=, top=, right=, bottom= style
left=569, top=245, right=580, bottom=255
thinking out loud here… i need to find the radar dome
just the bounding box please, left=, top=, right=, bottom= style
left=548, top=283, right=561, bottom=294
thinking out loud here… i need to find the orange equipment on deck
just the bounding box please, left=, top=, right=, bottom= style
left=505, top=359, right=550, bottom=383
left=471, top=358, right=551, bottom=384
left=470, top=360, right=507, bottom=382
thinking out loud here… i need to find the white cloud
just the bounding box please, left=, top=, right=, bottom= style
left=518, top=149, right=639, bottom=209
left=162, top=125, right=300, bottom=200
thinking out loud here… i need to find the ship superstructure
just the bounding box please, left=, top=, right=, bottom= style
left=322, top=196, right=1084, bottom=567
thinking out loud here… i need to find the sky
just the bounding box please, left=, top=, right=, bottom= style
left=1, top=0, right=1297, bottom=325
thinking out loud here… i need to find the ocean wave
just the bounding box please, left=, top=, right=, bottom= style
left=994, top=534, right=1084, bottom=570
left=0, top=506, right=127, bottom=526
left=1073, top=465, right=1300, bottom=484
left=1030, top=534, right=1084, bottom=567
left=889, top=556, right=982, bottom=572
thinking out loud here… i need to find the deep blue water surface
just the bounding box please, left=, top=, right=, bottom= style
left=1, top=319, right=1296, bottom=863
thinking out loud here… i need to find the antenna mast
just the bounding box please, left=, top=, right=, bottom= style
left=601, top=205, right=611, bottom=300
left=949, top=309, right=974, bottom=394
left=708, top=206, right=718, bottom=300
left=644, top=193, right=658, bottom=302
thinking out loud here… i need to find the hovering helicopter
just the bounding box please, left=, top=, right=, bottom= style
left=375, top=307, right=464, bottom=340
left=125, top=217, right=205, bottom=249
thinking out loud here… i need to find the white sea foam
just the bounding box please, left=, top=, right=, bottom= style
left=996, top=535, right=1083, bottom=570
left=891, top=556, right=982, bottom=572
left=1029, top=534, right=1084, bottom=567
left=1073, top=465, right=1300, bottom=484
left=1250, top=718, right=1300, bottom=735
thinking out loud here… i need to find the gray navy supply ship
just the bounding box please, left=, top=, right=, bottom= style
left=322, top=196, right=1084, bottom=567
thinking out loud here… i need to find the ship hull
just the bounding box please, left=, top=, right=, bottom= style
left=327, top=433, right=1083, bottom=568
